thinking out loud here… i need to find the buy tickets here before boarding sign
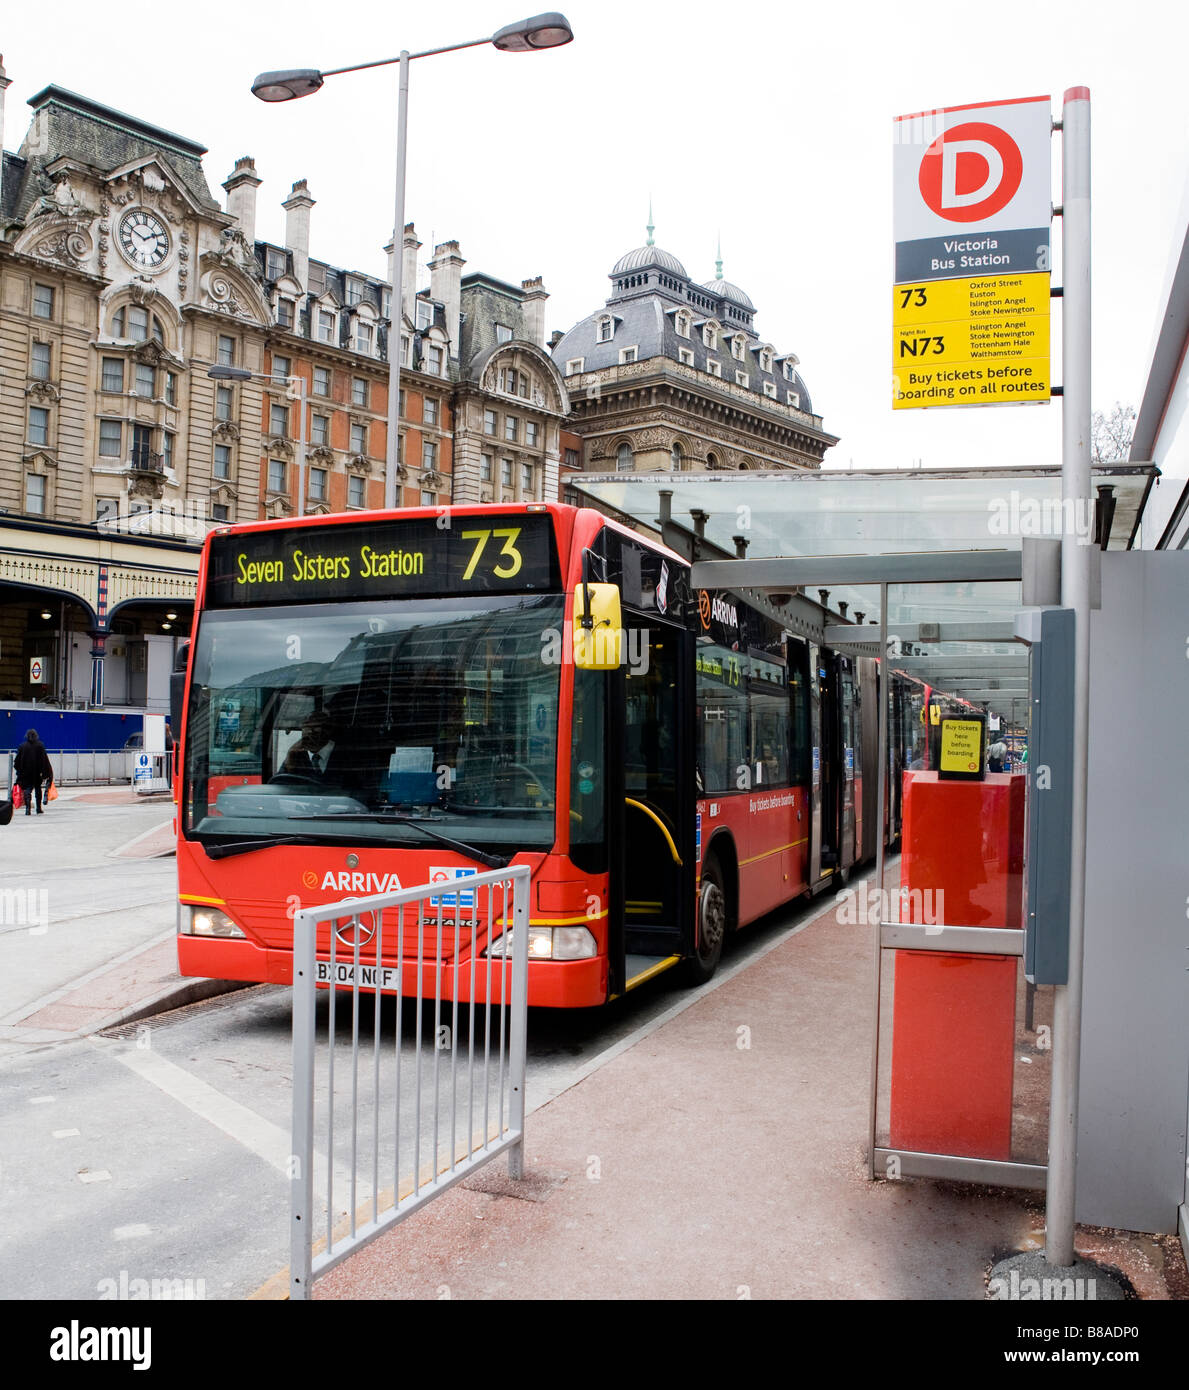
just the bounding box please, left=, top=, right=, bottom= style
left=892, top=95, right=1052, bottom=409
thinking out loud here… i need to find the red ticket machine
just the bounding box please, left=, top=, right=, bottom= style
left=890, top=772, right=1025, bottom=1159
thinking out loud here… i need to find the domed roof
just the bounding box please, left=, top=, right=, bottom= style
left=703, top=277, right=755, bottom=312
left=612, top=244, right=688, bottom=278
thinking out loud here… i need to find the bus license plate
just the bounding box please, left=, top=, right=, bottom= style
left=315, top=960, right=401, bottom=991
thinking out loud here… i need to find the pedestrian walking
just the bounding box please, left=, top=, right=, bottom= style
left=14, top=729, right=53, bottom=816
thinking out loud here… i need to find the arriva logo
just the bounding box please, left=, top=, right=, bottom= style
left=317, top=869, right=403, bottom=894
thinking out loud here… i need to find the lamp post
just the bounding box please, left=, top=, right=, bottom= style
left=251, top=13, right=574, bottom=511
left=208, top=364, right=309, bottom=518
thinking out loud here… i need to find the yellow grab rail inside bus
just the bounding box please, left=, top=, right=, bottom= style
left=624, top=797, right=682, bottom=866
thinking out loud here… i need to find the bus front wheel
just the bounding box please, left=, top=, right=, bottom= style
left=682, top=857, right=726, bottom=985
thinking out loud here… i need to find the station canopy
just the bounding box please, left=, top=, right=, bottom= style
left=571, top=464, right=1156, bottom=724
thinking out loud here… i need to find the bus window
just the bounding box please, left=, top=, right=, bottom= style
left=569, top=668, right=607, bottom=872
left=696, top=641, right=747, bottom=793
left=749, top=690, right=791, bottom=787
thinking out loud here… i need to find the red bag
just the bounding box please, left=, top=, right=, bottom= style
left=12, top=785, right=23, bottom=810
left=47, top=783, right=58, bottom=802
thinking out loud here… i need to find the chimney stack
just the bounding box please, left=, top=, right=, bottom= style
left=283, top=179, right=315, bottom=294
left=401, top=224, right=421, bottom=326
left=0, top=57, right=11, bottom=217
left=520, top=277, right=549, bottom=346
left=223, top=157, right=262, bottom=245
left=428, top=240, right=465, bottom=351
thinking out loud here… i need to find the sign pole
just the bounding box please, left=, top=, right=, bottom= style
left=1045, top=84, right=1091, bottom=1270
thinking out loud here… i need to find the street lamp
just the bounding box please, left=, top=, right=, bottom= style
left=208, top=364, right=309, bottom=518
left=251, top=12, right=574, bottom=510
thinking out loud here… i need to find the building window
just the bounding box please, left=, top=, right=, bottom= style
left=619, top=346, right=638, bottom=364
left=702, top=324, right=717, bottom=350
left=31, top=342, right=52, bottom=380
left=763, top=381, right=778, bottom=399
left=272, top=354, right=291, bottom=381
left=707, top=359, right=722, bottom=378
left=399, top=388, right=407, bottom=416
left=165, top=371, right=178, bottom=406
left=416, top=300, right=433, bottom=331
left=735, top=371, right=749, bottom=387
left=675, top=311, right=691, bottom=339
left=266, top=248, right=287, bottom=280
left=277, top=297, right=294, bottom=329
left=381, top=290, right=391, bottom=320
left=422, top=440, right=437, bottom=470
left=783, top=360, right=797, bottom=382
left=214, top=444, right=232, bottom=479
left=564, top=447, right=579, bottom=469
left=99, top=420, right=122, bottom=457
left=501, top=459, right=513, bottom=487
left=356, top=321, right=374, bottom=355
left=135, top=362, right=156, bottom=398
left=161, top=431, right=174, bottom=470
left=25, top=473, right=47, bottom=513
left=597, top=318, right=613, bottom=343
left=112, top=305, right=163, bottom=343
left=521, top=462, right=534, bottom=495
left=346, top=279, right=364, bottom=307
left=420, top=489, right=436, bottom=507
left=313, top=367, right=330, bottom=397
left=678, top=347, right=694, bottom=366
left=565, top=358, right=584, bottom=375
left=504, top=415, right=518, bottom=443
left=787, top=391, right=800, bottom=408
left=525, top=420, right=539, bottom=448
left=101, top=357, right=125, bottom=393
left=424, top=397, right=439, bottom=426
left=309, top=467, right=327, bottom=501
left=350, top=421, right=367, bottom=455
left=270, top=402, right=289, bottom=436
left=212, top=503, right=230, bottom=522
left=28, top=406, right=49, bottom=447
left=311, top=414, right=330, bottom=446
left=760, top=349, right=774, bottom=373
left=215, top=385, right=233, bottom=421
left=400, top=334, right=412, bottom=367
left=217, top=335, right=235, bottom=367
left=671, top=443, right=684, bottom=471
left=33, top=284, right=55, bottom=320
left=348, top=474, right=365, bottom=508
left=731, top=336, right=744, bottom=361
left=484, top=409, right=498, bottom=436
left=318, top=310, right=335, bottom=344
left=352, top=376, right=368, bottom=407
left=616, top=442, right=632, bottom=472
left=397, top=433, right=405, bottom=463
left=424, top=344, right=443, bottom=376
left=480, top=453, right=493, bottom=481
left=267, top=458, right=286, bottom=493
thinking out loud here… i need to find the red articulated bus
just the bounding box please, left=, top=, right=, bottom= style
left=176, top=503, right=897, bottom=1007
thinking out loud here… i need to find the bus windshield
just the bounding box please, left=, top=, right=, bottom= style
left=183, top=593, right=562, bottom=851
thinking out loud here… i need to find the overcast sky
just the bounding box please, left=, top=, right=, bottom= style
left=3, top=0, right=1186, bottom=471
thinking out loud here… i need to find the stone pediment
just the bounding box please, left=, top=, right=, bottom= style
left=198, top=248, right=272, bottom=325
left=131, top=339, right=182, bottom=368
left=213, top=420, right=241, bottom=443
left=209, top=481, right=238, bottom=503
left=265, top=435, right=294, bottom=459
left=347, top=453, right=377, bottom=475
left=104, top=158, right=195, bottom=225
left=22, top=448, right=58, bottom=469
left=307, top=501, right=332, bottom=516
left=308, top=445, right=335, bottom=466
left=264, top=495, right=293, bottom=520
left=25, top=380, right=61, bottom=404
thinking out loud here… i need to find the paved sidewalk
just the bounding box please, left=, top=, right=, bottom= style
left=311, top=894, right=1188, bottom=1301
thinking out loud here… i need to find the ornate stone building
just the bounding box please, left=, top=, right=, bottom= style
left=551, top=229, right=838, bottom=478
left=0, top=69, right=568, bottom=711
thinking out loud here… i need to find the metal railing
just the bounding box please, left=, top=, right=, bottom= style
left=2, top=749, right=135, bottom=786
left=290, top=864, right=530, bottom=1300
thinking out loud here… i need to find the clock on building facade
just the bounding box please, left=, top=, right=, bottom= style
left=117, top=208, right=170, bottom=268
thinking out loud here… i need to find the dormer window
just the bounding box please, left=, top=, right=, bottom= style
left=619, top=346, right=638, bottom=364
left=707, top=359, right=722, bottom=378
left=266, top=248, right=287, bottom=280
left=675, top=311, right=691, bottom=339
left=597, top=315, right=614, bottom=343
left=416, top=300, right=433, bottom=331
left=764, top=381, right=778, bottom=399
left=783, top=359, right=799, bottom=383
left=346, top=278, right=365, bottom=307
left=730, top=335, right=744, bottom=361
left=760, top=347, right=774, bottom=373
left=317, top=309, right=336, bottom=344
left=735, top=370, right=749, bottom=387
left=702, top=322, right=718, bottom=351
left=787, top=390, right=801, bottom=408
left=276, top=297, right=295, bottom=329
left=566, top=358, right=584, bottom=375
left=356, top=321, right=374, bottom=355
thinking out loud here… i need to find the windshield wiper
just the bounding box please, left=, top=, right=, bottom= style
left=202, top=834, right=324, bottom=860
left=289, top=812, right=511, bottom=870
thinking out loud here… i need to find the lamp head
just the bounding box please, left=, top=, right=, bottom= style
left=207, top=365, right=254, bottom=381
left=492, top=12, right=574, bottom=51
left=251, top=68, right=325, bottom=102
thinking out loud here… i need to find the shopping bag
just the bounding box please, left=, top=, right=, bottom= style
left=12, top=785, right=23, bottom=810
left=47, top=783, right=58, bottom=802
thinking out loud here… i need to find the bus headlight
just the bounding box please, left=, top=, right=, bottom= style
left=184, top=906, right=245, bottom=938
left=484, top=926, right=596, bottom=960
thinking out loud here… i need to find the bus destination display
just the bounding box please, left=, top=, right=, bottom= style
left=206, top=515, right=559, bottom=607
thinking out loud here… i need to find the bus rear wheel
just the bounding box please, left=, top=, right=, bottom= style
left=682, top=857, right=726, bottom=985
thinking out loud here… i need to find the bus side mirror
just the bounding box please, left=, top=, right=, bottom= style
left=572, top=583, right=622, bottom=670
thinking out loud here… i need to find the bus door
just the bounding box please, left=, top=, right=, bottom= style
left=838, top=656, right=858, bottom=875
left=806, top=642, right=829, bottom=886
left=611, top=616, right=694, bottom=990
